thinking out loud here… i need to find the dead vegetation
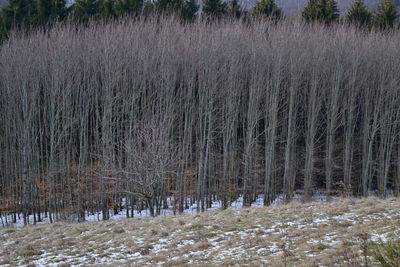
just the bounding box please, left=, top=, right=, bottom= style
left=0, top=197, right=399, bottom=266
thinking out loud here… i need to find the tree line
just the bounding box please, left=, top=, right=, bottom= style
left=1, top=18, right=400, bottom=225
left=0, top=0, right=399, bottom=41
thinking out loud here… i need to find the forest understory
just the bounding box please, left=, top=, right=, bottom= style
left=0, top=190, right=343, bottom=227
left=0, top=197, right=399, bottom=266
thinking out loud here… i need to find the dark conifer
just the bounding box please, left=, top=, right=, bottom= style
left=302, top=0, right=339, bottom=24
left=252, top=0, right=282, bottom=19
left=374, top=0, right=397, bottom=29
left=181, top=0, right=199, bottom=21
left=115, top=0, right=144, bottom=16
left=229, top=0, right=243, bottom=19
left=347, top=0, right=372, bottom=27
left=102, top=0, right=116, bottom=17
left=203, top=0, right=228, bottom=18
left=73, top=0, right=102, bottom=22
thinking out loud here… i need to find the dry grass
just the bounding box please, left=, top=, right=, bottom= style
left=1, top=197, right=399, bottom=266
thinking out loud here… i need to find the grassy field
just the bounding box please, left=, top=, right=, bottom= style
left=1, top=197, right=399, bottom=266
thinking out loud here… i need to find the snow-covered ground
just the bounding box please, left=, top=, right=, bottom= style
left=1, top=197, right=399, bottom=266
left=1, top=189, right=345, bottom=228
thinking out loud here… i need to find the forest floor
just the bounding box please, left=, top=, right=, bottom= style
left=0, top=197, right=399, bottom=266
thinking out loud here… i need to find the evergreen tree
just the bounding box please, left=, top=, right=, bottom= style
left=252, top=0, right=281, bottom=19
left=73, top=0, right=102, bottom=22
left=142, top=0, right=155, bottom=15
left=181, top=0, right=198, bottom=21
left=228, top=0, right=243, bottom=18
left=36, top=0, right=67, bottom=24
left=51, top=0, right=68, bottom=21
left=0, top=13, right=6, bottom=41
left=325, top=0, right=339, bottom=22
left=302, top=0, right=339, bottom=24
left=374, top=0, right=397, bottom=29
left=155, top=0, right=183, bottom=14
left=1, top=0, right=36, bottom=30
left=115, top=0, right=144, bottom=16
left=203, top=0, right=228, bottom=18
left=102, top=0, right=116, bottom=17
left=302, top=0, right=322, bottom=22
left=347, top=0, right=372, bottom=27
left=37, top=0, right=53, bottom=24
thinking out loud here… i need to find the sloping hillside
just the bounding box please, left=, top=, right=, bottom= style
left=1, top=197, right=399, bottom=266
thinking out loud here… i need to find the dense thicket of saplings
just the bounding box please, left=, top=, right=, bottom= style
left=1, top=17, right=400, bottom=225
left=0, top=0, right=398, bottom=41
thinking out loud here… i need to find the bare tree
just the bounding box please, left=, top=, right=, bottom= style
left=107, top=120, right=179, bottom=217
left=1, top=18, right=400, bottom=225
